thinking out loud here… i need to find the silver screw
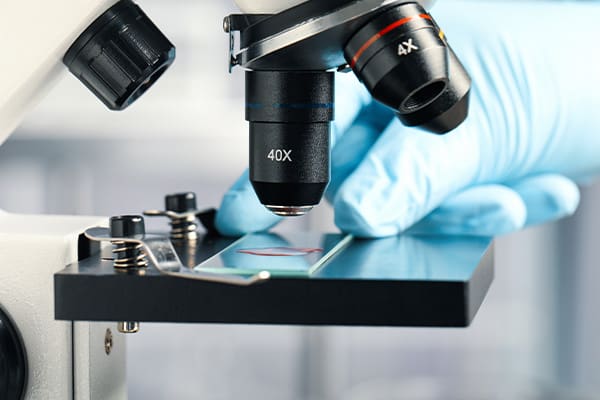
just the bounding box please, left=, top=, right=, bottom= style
left=104, top=328, right=113, bottom=355
left=223, top=17, right=230, bottom=32
left=117, top=321, right=140, bottom=334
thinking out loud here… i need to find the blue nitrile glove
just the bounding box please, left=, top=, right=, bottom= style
left=217, top=1, right=600, bottom=238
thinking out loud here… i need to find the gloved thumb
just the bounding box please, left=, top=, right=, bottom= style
left=215, top=170, right=281, bottom=236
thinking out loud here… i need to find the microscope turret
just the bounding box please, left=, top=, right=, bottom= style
left=225, top=0, right=470, bottom=216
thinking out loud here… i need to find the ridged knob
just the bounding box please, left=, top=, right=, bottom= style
left=63, top=0, right=175, bottom=110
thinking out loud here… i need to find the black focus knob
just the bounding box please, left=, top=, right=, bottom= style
left=0, top=307, right=27, bottom=400
left=109, top=215, right=146, bottom=238
left=63, top=0, right=175, bottom=110
left=165, top=192, right=197, bottom=213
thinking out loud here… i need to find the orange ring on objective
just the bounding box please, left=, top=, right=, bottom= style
left=349, top=13, right=432, bottom=69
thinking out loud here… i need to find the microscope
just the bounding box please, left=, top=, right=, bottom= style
left=0, top=1, right=490, bottom=399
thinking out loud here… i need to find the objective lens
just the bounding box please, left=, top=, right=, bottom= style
left=344, top=2, right=471, bottom=134
left=245, top=71, right=334, bottom=216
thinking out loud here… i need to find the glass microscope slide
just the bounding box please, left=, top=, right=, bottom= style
left=194, top=232, right=353, bottom=277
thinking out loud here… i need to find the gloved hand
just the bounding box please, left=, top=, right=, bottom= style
left=216, top=1, right=600, bottom=238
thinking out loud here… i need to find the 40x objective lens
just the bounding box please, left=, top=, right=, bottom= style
left=246, top=71, right=334, bottom=216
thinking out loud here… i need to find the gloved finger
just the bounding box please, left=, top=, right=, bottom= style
left=331, top=73, right=396, bottom=147
left=327, top=119, right=381, bottom=203
left=333, top=117, right=481, bottom=238
left=328, top=83, right=396, bottom=202
left=408, top=185, right=527, bottom=236
left=507, top=173, right=580, bottom=227
left=330, top=73, right=373, bottom=148
left=215, top=170, right=281, bottom=237
left=409, top=174, right=579, bottom=237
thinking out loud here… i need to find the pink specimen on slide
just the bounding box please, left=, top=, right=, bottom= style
left=237, top=247, right=323, bottom=257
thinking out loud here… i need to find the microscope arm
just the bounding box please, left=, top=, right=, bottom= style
left=0, top=0, right=174, bottom=148
left=0, top=0, right=118, bottom=145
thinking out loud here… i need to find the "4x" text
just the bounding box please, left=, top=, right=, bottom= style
left=398, top=38, right=419, bottom=56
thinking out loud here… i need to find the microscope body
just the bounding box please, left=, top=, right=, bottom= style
left=0, top=4, right=124, bottom=396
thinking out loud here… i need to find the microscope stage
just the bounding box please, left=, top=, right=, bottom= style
left=54, top=232, right=493, bottom=327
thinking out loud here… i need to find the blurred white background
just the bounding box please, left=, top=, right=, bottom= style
left=0, top=0, right=598, bottom=399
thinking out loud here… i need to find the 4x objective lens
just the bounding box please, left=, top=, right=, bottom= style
left=345, top=2, right=471, bottom=134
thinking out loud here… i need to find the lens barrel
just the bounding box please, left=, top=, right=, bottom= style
left=246, top=71, right=333, bottom=216
left=344, top=2, right=471, bottom=134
